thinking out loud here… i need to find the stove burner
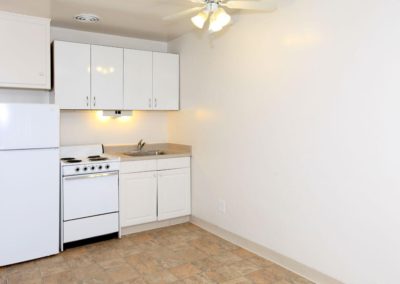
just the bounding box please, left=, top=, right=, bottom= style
left=65, top=159, right=82, bottom=163
left=61, top=157, right=75, bottom=161
left=88, top=155, right=101, bottom=159
left=89, top=157, right=108, bottom=161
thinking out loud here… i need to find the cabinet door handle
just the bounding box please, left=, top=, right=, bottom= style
left=154, top=98, right=157, bottom=108
left=93, top=97, right=96, bottom=108
left=86, top=96, right=89, bottom=107
left=149, top=98, right=152, bottom=108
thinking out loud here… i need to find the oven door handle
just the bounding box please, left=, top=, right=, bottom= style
left=63, top=171, right=118, bottom=181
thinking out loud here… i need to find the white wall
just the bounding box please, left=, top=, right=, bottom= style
left=51, top=27, right=167, bottom=52
left=168, top=0, right=400, bottom=283
left=0, top=26, right=169, bottom=146
left=0, top=88, right=48, bottom=103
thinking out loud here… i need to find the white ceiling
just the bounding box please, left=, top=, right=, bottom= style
left=0, top=0, right=206, bottom=41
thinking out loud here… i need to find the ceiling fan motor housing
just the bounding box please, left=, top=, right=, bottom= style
left=205, top=1, right=220, bottom=12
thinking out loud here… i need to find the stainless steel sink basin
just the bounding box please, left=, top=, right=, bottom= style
left=123, top=150, right=165, bottom=157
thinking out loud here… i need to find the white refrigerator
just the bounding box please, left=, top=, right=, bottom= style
left=0, top=103, right=60, bottom=266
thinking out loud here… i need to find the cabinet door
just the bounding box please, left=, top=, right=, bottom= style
left=124, top=49, right=153, bottom=110
left=91, top=45, right=123, bottom=110
left=153, top=52, right=180, bottom=110
left=157, top=168, right=191, bottom=221
left=53, top=41, right=91, bottom=109
left=0, top=12, right=50, bottom=89
left=120, top=171, right=158, bottom=227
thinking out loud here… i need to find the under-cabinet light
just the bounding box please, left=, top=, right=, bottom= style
left=102, top=110, right=132, bottom=117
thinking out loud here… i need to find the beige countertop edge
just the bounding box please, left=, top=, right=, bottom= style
left=109, top=152, right=192, bottom=162
left=104, top=143, right=192, bottom=162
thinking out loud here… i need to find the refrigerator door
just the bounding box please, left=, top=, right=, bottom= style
left=0, top=103, right=59, bottom=150
left=0, top=148, right=60, bottom=266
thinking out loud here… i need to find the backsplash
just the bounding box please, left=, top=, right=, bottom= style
left=60, top=110, right=168, bottom=146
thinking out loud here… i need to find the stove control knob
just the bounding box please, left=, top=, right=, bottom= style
left=105, top=165, right=110, bottom=169
left=83, top=167, right=88, bottom=171
left=98, top=165, right=103, bottom=170
left=75, top=167, right=80, bottom=172
left=91, top=166, right=95, bottom=171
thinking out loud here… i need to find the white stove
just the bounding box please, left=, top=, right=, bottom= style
left=61, top=155, right=120, bottom=176
left=60, top=144, right=120, bottom=175
left=60, top=144, right=121, bottom=250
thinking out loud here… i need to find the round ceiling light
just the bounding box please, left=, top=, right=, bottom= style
left=74, top=14, right=100, bottom=23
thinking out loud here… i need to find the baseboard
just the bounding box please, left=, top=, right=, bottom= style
left=121, top=216, right=190, bottom=235
left=190, top=216, right=342, bottom=284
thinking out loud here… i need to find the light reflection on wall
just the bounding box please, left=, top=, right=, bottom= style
left=282, top=32, right=321, bottom=47
left=117, top=115, right=133, bottom=123
left=95, top=111, right=111, bottom=123
left=195, top=109, right=215, bottom=121
left=95, top=111, right=134, bottom=123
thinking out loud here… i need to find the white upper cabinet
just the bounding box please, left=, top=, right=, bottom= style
left=153, top=52, right=180, bottom=110
left=0, top=12, right=50, bottom=89
left=124, top=50, right=180, bottom=111
left=53, top=41, right=91, bottom=109
left=124, top=49, right=153, bottom=110
left=91, top=45, right=123, bottom=110
left=52, top=42, right=179, bottom=110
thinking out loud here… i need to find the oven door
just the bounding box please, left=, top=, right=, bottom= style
left=63, top=171, right=119, bottom=221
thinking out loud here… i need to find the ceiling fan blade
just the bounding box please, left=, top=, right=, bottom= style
left=163, top=6, right=205, bottom=21
left=222, top=0, right=277, bottom=11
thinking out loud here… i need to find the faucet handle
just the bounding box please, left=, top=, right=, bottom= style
left=137, top=139, right=146, bottom=150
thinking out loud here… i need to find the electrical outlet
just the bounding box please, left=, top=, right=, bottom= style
left=218, top=199, right=226, bottom=214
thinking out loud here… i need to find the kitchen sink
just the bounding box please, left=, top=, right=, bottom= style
left=123, top=150, right=166, bottom=157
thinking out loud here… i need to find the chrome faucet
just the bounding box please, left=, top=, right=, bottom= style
left=137, top=139, right=146, bottom=151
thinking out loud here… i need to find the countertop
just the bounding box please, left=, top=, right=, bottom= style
left=103, top=143, right=191, bottom=162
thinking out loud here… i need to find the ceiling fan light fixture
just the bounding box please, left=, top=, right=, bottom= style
left=209, top=17, right=223, bottom=33
left=191, top=10, right=209, bottom=29
left=208, top=7, right=231, bottom=33
left=214, top=7, right=231, bottom=28
left=164, top=0, right=277, bottom=35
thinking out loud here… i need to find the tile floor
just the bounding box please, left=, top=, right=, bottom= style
left=0, top=223, right=313, bottom=284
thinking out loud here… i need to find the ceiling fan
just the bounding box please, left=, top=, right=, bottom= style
left=164, top=0, right=277, bottom=33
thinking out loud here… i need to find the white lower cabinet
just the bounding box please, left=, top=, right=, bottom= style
left=120, top=158, right=191, bottom=227
left=120, top=171, right=158, bottom=227
left=157, top=168, right=191, bottom=221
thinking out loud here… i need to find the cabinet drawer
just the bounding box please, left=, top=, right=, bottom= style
left=120, top=159, right=157, bottom=174
left=63, top=213, right=119, bottom=243
left=157, top=157, right=190, bottom=170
